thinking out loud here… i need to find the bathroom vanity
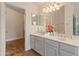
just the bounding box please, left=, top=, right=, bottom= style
left=30, top=33, right=79, bottom=56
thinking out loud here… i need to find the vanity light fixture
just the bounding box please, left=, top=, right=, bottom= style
left=43, top=2, right=62, bottom=13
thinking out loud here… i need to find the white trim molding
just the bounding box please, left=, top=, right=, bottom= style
left=6, top=37, right=24, bottom=42
left=0, top=2, right=6, bottom=56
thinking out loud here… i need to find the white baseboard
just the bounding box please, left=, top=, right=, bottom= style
left=6, top=37, right=24, bottom=42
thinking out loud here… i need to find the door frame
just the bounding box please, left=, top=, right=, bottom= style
left=0, top=2, right=32, bottom=56
left=0, top=2, right=6, bottom=56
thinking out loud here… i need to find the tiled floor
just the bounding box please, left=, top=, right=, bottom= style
left=6, top=39, right=40, bottom=56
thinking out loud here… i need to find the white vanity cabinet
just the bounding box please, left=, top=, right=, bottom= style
left=30, top=35, right=35, bottom=49
left=30, top=35, right=45, bottom=55
left=45, top=39, right=59, bottom=56
left=34, top=36, right=45, bottom=55
left=59, top=50, right=75, bottom=56
left=30, top=34, right=79, bottom=56
left=59, top=43, right=78, bottom=56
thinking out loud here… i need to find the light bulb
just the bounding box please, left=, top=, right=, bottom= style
left=52, top=8, right=55, bottom=11
left=32, top=14, right=36, bottom=17
left=54, top=4, right=58, bottom=7
left=49, top=9, right=52, bottom=12
left=50, top=5, right=53, bottom=9
left=56, top=7, right=60, bottom=10
left=46, top=10, right=49, bottom=13
left=43, top=8, right=46, bottom=12
left=46, top=7, right=49, bottom=10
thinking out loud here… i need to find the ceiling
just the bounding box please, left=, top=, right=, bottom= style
left=32, top=2, right=45, bottom=6
left=5, top=2, right=45, bottom=14
left=5, top=2, right=79, bottom=14
left=5, top=3, right=25, bottom=14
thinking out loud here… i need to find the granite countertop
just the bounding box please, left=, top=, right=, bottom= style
left=30, top=32, right=79, bottom=47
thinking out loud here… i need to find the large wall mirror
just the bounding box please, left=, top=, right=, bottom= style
left=31, top=6, right=65, bottom=34
left=31, top=3, right=79, bottom=36
left=45, top=6, right=65, bottom=34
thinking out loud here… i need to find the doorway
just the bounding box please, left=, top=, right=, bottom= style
left=5, top=3, right=25, bottom=56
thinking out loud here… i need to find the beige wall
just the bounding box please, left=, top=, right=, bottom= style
left=6, top=7, right=24, bottom=41
left=64, top=3, right=74, bottom=35
left=0, top=3, right=1, bottom=37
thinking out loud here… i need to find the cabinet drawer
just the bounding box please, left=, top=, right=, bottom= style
left=59, top=50, right=75, bottom=56
left=60, top=43, right=77, bottom=53
left=46, top=39, right=58, bottom=47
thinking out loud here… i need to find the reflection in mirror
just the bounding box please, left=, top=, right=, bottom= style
left=45, top=6, right=65, bottom=34
left=32, top=21, right=37, bottom=25
left=32, top=14, right=41, bottom=25
left=32, top=14, right=45, bottom=26
left=31, top=6, right=65, bottom=34
left=31, top=2, right=79, bottom=40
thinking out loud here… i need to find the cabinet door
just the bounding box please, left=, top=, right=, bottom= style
left=59, top=50, right=74, bottom=56
left=59, top=43, right=78, bottom=56
left=35, top=37, right=45, bottom=55
left=45, top=43, right=58, bottom=56
left=30, top=35, right=35, bottom=49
